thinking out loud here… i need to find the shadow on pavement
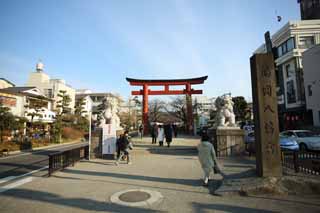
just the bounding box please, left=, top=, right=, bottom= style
left=52, top=174, right=209, bottom=195
left=62, top=168, right=202, bottom=187
left=245, top=195, right=320, bottom=208
left=1, top=189, right=162, bottom=212
left=0, top=160, right=48, bottom=178
left=192, top=202, right=278, bottom=213
left=147, top=148, right=198, bottom=156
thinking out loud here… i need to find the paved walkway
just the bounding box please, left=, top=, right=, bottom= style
left=0, top=136, right=319, bottom=212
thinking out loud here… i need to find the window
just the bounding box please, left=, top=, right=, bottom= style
left=277, top=46, right=282, bottom=57
left=287, top=38, right=295, bottom=51
left=286, top=64, right=290, bottom=78
left=45, top=89, right=53, bottom=98
left=296, top=131, right=315, bottom=137
left=284, top=62, right=295, bottom=79
left=298, top=36, right=315, bottom=49
left=287, top=80, right=296, bottom=104
left=277, top=38, right=295, bottom=57
left=308, top=85, right=313, bottom=96
left=281, top=131, right=293, bottom=137
left=288, top=131, right=295, bottom=137
left=282, top=43, right=287, bottom=54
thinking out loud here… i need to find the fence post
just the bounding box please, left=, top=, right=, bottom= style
left=293, top=151, right=299, bottom=173
left=85, top=145, right=89, bottom=160
left=48, top=155, right=52, bottom=177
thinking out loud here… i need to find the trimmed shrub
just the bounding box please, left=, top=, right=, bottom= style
left=61, top=127, right=84, bottom=140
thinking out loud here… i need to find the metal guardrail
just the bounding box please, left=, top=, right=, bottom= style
left=281, top=150, right=320, bottom=175
left=48, top=144, right=89, bottom=176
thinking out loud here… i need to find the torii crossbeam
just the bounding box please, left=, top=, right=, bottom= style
left=126, top=76, right=208, bottom=134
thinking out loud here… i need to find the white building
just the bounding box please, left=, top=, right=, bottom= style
left=76, top=91, right=123, bottom=123
left=302, top=44, right=320, bottom=126
left=0, top=86, right=55, bottom=123
left=194, top=96, right=216, bottom=128
left=75, top=93, right=93, bottom=118
left=254, top=20, right=320, bottom=129
left=26, top=62, right=76, bottom=113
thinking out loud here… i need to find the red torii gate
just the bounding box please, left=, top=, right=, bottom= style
left=126, top=76, right=208, bottom=134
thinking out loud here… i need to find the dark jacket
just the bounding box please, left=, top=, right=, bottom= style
left=117, top=135, right=130, bottom=151
left=164, top=124, right=173, bottom=143
left=151, top=125, right=158, bottom=137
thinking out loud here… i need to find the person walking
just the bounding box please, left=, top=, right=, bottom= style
left=151, top=123, right=158, bottom=144
left=157, top=125, right=164, bottom=146
left=139, top=124, right=144, bottom=139
left=164, top=124, right=173, bottom=147
left=197, top=130, right=220, bottom=186
left=115, top=130, right=133, bottom=165
left=172, top=124, right=178, bottom=138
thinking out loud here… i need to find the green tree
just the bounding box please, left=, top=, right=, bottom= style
left=51, top=116, right=62, bottom=143
left=94, top=97, right=108, bottom=126
left=52, top=90, right=71, bottom=143
left=0, top=103, right=16, bottom=143
left=232, top=96, right=248, bottom=122
left=73, top=97, right=89, bottom=131
left=24, top=99, right=46, bottom=123
left=56, top=90, right=71, bottom=116
left=74, top=97, right=87, bottom=117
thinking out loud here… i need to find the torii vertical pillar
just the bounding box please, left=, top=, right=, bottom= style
left=142, top=84, right=149, bottom=134
left=186, top=83, right=193, bottom=134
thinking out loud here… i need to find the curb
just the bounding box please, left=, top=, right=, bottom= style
left=1, top=140, right=84, bottom=157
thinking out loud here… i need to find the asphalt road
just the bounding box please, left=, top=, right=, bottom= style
left=0, top=142, right=88, bottom=179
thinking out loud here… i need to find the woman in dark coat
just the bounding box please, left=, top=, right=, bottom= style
left=164, top=124, right=173, bottom=147
left=151, top=124, right=158, bottom=144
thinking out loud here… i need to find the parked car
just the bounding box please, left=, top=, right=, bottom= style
left=278, top=136, right=299, bottom=151
left=280, top=130, right=320, bottom=151
left=245, top=131, right=299, bottom=153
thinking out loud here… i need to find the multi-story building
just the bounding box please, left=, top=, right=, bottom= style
left=194, top=96, right=216, bottom=128
left=0, top=86, right=55, bottom=123
left=254, top=20, right=320, bottom=130
left=26, top=62, right=76, bottom=113
left=298, top=0, right=320, bottom=20
left=302, top=44, right=320, bottom=126
left=75, top=91, right=123, bottom=123
left=0, top=78, right=15, bottom=89
left=75, top=92, right=93, bottom=118
left=119, top=96, right=141, bottom=129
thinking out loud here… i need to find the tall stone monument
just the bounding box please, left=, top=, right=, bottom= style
left=250, top=53, right=282, bottom=177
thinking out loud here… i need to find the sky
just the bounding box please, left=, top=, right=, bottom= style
left=0, top=0, right=300, bottom=101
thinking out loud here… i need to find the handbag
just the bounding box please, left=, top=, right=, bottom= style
left=213, top=162, right=221, bottom=174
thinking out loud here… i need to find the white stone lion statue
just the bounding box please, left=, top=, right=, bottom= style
left=100, top=99, right=121, bottom=129
left=215, top=95, right=236, bottom=127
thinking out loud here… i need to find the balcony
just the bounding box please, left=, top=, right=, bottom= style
left=25, top=107, right=56, bottom=123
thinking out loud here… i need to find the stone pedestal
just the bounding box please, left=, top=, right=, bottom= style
left=90, top=128, right=102, bottom=159
left=211, top=127, right=245, bottom=157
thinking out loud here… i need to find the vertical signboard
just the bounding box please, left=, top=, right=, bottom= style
left=250, top=53, right=282, bottom=177
left=102, top=124, right=117, bottom=155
